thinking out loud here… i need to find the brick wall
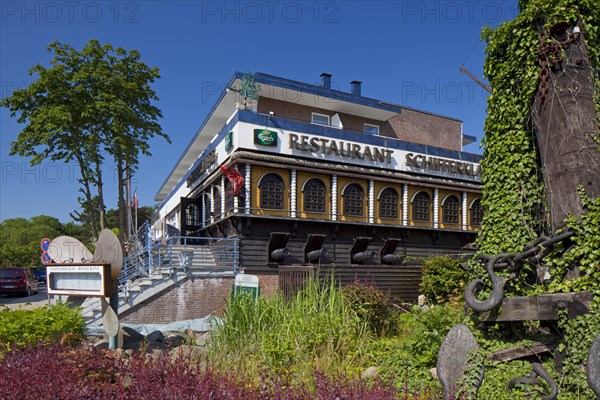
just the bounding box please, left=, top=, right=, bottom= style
left=384, top=108, right=462, bottom=151
left=256, top=272, right=279, bottom=297
left=120, top=277, right=234, bottom=325
left=119, top=273, right=282, bottom=325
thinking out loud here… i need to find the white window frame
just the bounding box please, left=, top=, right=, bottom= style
left=364, top=123, right=379, bottom=135
left=311, top=112, right=330, bottom=126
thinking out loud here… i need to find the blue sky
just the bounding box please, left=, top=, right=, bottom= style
left=0, top=1, right=519, bottom=223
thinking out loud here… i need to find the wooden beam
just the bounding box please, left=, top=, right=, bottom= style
left=480, top=291, right=592, bottom=322
left=487, top=342, right=556, bottom=364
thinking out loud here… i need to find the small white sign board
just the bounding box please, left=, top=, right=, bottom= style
left=47, top=264, right=113, bottom=297
left=234, top=274, right=259, bottom=288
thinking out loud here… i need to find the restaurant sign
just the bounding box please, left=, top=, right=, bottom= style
left=405, top=153, right=481, bottom=177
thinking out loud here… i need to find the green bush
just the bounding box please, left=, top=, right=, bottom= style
left=419, top=255, right=469, bottom=305
left=342, top=281, right=398, bottom=337
left=0, top=302, right=85, bottom=356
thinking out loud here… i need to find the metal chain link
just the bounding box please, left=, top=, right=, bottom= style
left=464, top=229, right=574, bottom=312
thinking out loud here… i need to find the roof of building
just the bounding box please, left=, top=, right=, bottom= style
left=155, top=72, right=479, bottom=202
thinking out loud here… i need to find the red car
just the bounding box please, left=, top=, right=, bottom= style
left=0, top=268, right=40, bottom=296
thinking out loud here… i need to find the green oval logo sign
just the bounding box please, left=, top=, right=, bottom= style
left=254, top=129, right=277, bottom=146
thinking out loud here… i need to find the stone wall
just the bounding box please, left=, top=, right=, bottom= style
left=119, top=273, right=280, bottom=325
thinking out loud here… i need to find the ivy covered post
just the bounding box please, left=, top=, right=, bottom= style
left=533, top=18, right=600, bottom=231
left=476, top=0, right=599, bottom=268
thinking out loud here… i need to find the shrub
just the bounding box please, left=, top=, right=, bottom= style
left=0, top=302, right=85, bottom=356
left=419, top=255, right=469, bottom=305
left=0, top=344, right=402, bottom=399
left=342, top=281, right=398, bottom=337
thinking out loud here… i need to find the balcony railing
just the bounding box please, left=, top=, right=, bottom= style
left=202, top=207, right=480, bottom=232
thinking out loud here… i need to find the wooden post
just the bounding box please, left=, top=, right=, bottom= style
left=533, top=21, right=600, bottom=230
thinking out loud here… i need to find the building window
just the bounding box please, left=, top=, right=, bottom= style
left=471, top=198, right=484, bottom=226
left=442, top=195, right=459, bottom=224
left=225, top=180, right=234, bottom=212
left=379, top=188, right=398, bottom=219
left=303, top=179, right=326, bottom=212
left=213, top=186, right=222, bottom=219
left=260, top=173, right=284, bottom=209
left=343, top=183, right=364, bottom=216
left=311, top=112, right=330, bottom=126
left=364, top=123, right=379, bottom=135
left=185, top=203, right=199, bottom=226
left=412, top=191, right=430, bottom=221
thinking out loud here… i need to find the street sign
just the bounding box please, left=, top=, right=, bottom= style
left=41, top=253, right=52, bottom=265
left=40, top=238, right=51, bottom=252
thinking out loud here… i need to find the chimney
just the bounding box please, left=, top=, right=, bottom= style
left=350, top=80, right=362, bottom=96
left=320, top=73, right=332, bottom=89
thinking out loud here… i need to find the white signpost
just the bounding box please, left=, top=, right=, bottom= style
left=44, top=229, right=124, bottom=349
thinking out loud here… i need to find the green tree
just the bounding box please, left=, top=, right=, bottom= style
left=0, top=216, right=92, bottom=267
left=0, top=216, right=64, bottom=267
left=2, top=40, right=170, bottom=241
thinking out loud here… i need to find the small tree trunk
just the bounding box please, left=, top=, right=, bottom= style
left=75, top=152, right=99, bottom=240
left=116, top=154, right=126, bottom=243
left=95, top=158, right=106, bottom=231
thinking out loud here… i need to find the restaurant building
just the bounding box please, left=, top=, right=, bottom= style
left=152, top=72, right=483, bottom=301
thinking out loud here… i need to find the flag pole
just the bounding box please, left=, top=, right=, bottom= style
left=134, top=187, right=138, bottom=235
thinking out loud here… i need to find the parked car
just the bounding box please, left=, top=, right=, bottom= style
left=0, top=267, right=40, bottom=296
left=32, top=266, right=47, bottom=284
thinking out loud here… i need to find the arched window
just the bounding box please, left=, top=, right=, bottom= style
left=412, top=191, right=430, bottom=221
left=185, top=203, right=199, bottom=226
left=303, top=179, right=326, bottom=212
left=378, top=188, right=398, bottom=219
left=442, top=195, right=459, bottom=224
left=260, top=173, right=284, bottom=209
left=343, top=183, right=364, bottom=216
left=470, top=198, right=484, bottom=226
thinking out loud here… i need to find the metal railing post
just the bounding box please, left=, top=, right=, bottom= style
left=146, top=223, right=152, bottom=276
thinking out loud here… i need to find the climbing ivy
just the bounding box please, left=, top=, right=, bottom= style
left=546, top=188, right=600, bottom=295
left=474, top=0, right=600, bottom=296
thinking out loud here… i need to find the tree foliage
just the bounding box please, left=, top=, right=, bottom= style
left=0, top=216, right=86, bottom=267
left=0, top=208, right=154, bottom=267
left=1, top=40, right=169, bottom=241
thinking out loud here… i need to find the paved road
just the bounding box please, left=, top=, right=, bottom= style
left=0, top=285, right=51, bottom=310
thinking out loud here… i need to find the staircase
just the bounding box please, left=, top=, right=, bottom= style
left=81, top=222, right=239, bottom=327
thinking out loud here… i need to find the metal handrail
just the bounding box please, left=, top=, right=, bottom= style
left=118, top=235, right=240, bottom=285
